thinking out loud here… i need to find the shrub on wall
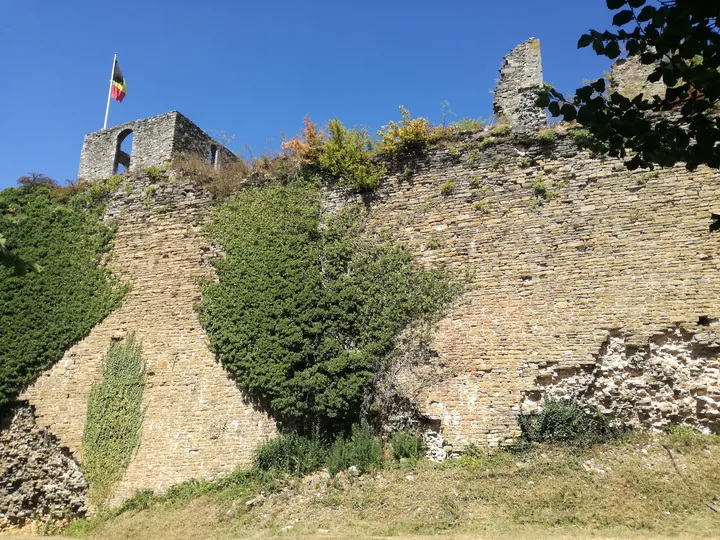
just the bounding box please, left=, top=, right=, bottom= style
left=82, top=334, right=145, bottom=505
left=318, top=119, right=385, bottom=192
left=0, top=183, right=125, bottom=409
left=200, top=178, right=457, bottom=434
left=518, top=396, right=622, bottom=448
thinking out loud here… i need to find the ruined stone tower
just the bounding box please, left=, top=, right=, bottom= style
left=493, top=38, right=547, bottom=133
left=77, top=111, right=236, bottom=180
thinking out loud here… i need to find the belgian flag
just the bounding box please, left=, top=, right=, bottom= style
left=111, top=61, right=127, bottom=102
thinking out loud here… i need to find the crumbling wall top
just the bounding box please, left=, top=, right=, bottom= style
left=493, top=38, right=547, bottom=134
left=77, top=111, right=235, bottom=181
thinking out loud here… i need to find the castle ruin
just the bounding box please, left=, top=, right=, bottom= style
left=2, top=39, right=719, bottom=528
left=77, top=110, right=235, bottom=180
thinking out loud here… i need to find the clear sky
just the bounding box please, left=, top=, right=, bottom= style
left=0, top=0, right=615, bottom=189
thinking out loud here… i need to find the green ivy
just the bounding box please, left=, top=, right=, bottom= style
left=82, top=334, right=145, bottom=505
left=0, top=184, right=125, bottom=409
left=200, top=178, right=457, bottom=434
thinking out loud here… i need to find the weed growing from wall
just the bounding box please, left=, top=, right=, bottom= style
left=0, top=183, right=125, bottom=409
left=82, top=334, right=145, bottom=505
left=200, top=178, right=458, bottom=434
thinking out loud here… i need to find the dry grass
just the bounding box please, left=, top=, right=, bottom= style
left=65, top=432, right=720, bottom=539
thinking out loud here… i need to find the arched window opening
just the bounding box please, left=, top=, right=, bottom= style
left=209, top=144, right=218, bottom=169
left=114, top=129, right=134, bottom=174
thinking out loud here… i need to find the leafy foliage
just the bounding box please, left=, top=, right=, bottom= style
left=318, top=119, right=386, bottom=192
left=518, top=397, right=623, bottom=448
left=82, top=335, right=145, bottom=505
left=390, top=430, right=425, bottom=460
left=0, top=183, right=125, bottom=409
left=0, top=232, right=40, bottom=275
left=200, top=180, right=457, bottom=433
left=536, top=0, right=720, bottom=170
left=253, top=434, right=327, bottom=477
left=327, top=423, right=384, bottom=475
left=377, top=106, right=438, bottom=151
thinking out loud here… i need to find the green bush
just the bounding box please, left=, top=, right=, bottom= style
left=83, top=335, right=145, bottom=505
left=327, top=424, right=383, bottom=475
left=0, top=184, right=125, bottom=409
left=390, top=431, right=424, bottom=460
left=318, top=119, right=385, bottom=192
left=518, top=396, right=621, bottom=448
left=253, top=434, right=327, bottom=476
left=200, top=181, right=457, bottom=433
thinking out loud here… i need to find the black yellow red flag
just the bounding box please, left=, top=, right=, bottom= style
left=111, top=61, right=127, bottom=102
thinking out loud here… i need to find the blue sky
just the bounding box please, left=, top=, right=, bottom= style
left=0, top=0, right=615, bottom=189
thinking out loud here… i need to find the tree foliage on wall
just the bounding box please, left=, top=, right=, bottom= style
left=0, top=183, right=125, bottom=409
left=200, top=178, right=458, bottom=434
left=537, top=0, right=720, bottom=170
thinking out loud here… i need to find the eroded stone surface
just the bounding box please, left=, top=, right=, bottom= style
left=493, top=38, right=546, bottom=133
left=0, top=405, right=87, bottom=531
left=525, top=328, right=720, bottom=433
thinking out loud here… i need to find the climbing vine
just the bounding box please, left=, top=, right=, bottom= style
left=0, top=183, right=125, bottom=409
left=200, top=177, right=458, bottom=434
left=82, top=334, right=145, bottom=505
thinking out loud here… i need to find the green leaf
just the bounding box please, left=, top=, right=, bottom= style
left=591, top=78, right=606, bottom=93
left=606, top=0, right=626, bottom=8
left=605, top=41, right=621, bottom=59
left=612, top=10, right=634, bottom=26
left=561, top=104, right=577, bottom=122
left=577, top=34, right=594, bottom=48
left=636, top=5, right=656, bottom=22
left=548, top=102, right=561, bottom=117
left=576, top=86, right=594, bottom=101
left=535, top=94, right=551, bottom=108
left=592, top=41, right=605, bottom=55
left=627, top=0, right=645, bottom=7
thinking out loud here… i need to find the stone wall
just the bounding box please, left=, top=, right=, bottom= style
left=326, top=129, right=720, bottom=452
left=0, top=404, right=87, bottom=532
left=22, top=172, right=277, bottom=505
left=493, top=39, right=547, bottom=133
left=610, top=55, right=668, bottom=100
left=77, top=111, right=235, bottom=181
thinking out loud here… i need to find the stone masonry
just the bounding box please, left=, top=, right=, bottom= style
left=6, top=39, right=720, bottom=514
left=0, top=405, right=88, bottom=531
left=77, top=111, right=236, bottom=181
left=493, top=38, right=547, bottom=133
left=326, top=131, right=720, bottom=451
left=22, top=172, right=277, bottom=506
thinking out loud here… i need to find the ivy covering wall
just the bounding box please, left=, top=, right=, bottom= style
left=200, top=178, right=458, bottom=434
left=82, top=335, right=145, bottom=505
left=0, top=184, right=125, bottom=409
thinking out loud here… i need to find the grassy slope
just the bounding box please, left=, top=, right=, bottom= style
left=65, top=431, right=720, bottom=540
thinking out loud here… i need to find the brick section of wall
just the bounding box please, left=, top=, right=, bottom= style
left=77, top=111, right=236, bottom=181
left=22, top=174, right=277, bottom=505
left=493, top=39, right=547, bottom=133
left=327, top=132, right=720, bottom=451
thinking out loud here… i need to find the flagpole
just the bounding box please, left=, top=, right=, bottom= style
left=103, top=53, right=117, bottom=130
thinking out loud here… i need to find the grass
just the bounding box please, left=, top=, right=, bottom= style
left=63, top=430, right=720, bottom=539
